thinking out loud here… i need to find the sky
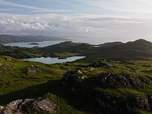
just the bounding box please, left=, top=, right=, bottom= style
left=0, top=0, right=152, bottom=44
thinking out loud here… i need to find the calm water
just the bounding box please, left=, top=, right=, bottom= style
left=3, top=40, right=64, bottom=48
left=22, top=56, right=85, bottom=64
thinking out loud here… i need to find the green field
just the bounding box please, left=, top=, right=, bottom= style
left=0, top=56, right=152, bottom=113
left=1, top=39, right=152, bottom=113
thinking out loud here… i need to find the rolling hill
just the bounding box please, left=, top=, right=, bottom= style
left=0, top=39, right=152, bottom=113
left=0, top=35, right=64, bottom=43
left=86, top=39, right=152, bottom=60
left=1, top=38, right=152, bottom=60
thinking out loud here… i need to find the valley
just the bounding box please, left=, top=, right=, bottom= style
left=0, top=38, right=152, bottom=113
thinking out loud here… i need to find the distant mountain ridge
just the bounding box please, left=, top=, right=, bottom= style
left=0, top=38, right=152, bottom=60
left=38, top=39, right=152, bottom=60
left=98, top=41, right=123, bottom=47
left=41, top=41, right=93, bottom=53
left=0, top=35, right=65, bottom=43
left=89, top=39, right=152, bottom=60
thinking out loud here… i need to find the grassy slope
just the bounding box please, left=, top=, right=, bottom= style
left=86, top=39, right=152, bottom=60
left=2, top=39, right=152, bottom=113
left=59, top=59, right=152, bottom=114
left=0, top=56, right=92, bottom=114
left=38, top=39, right=152, bottom=60
left=40, top=41, right=94, bottom=58
left=1, top=55, right=152, bottom=113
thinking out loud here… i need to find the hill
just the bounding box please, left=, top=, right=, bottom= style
left=1, top=56, right=152, bottom=113
left=41, top=41, right=93, bottom=53
left=40, top=41, right=94, bottom=58
left=0, top=56, right=83, bottom=113
left=1, top=39, right=152, bottom=60
left=98, top=41, right=123, bottom=47
left=38, top=39, right=152, bottom=60
left=87, top=39, right=152, bottom=60
left=0, top=44, right=43, bottom=58
left=1, top=39, right=152, bottom=113
left=0, top=35, right=64, bottom=43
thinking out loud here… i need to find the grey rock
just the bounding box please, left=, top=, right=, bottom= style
left=0, top=99, right=24, bottom=114
left=0, top=98, right=57, bottom=114
left=0, top=106, right=4, bottom=110
left=126, top=96, right=150, bottom=112
left=97, top=73, right=140, bottom=89
left=61, top=70, right=80, bottom=88
left=32, top=99, right=56, bottom=113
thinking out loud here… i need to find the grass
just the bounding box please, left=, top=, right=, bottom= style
left=1, top=56, right=152, bottom=113
left=0, top=56, right=99, bottom=113
left=53, top=52, right=79, bottom=59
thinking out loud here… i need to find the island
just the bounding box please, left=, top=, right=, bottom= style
left=29, top=42, right=39, bottom=45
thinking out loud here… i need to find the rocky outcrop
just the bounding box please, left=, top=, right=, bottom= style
left=61, top=71, right=141, bottom=89
left=126, top=96, right=150, bottom=112
left=61, top=68, right=87, bottom=88
left=97, top=73, right=141, bottom=89
left=0, top=98, right=57, bottom=114
left=89, top=61, right=112, bottom=68
left=61, top=71, right=79, bottom=88
left=60, top=69, right=152, bottom=113
left=25, top=65, right=42, bottom=75
left=96, top=94, right=152, bottom=113
left=32, top=99, right=56, bottom=113
left=0, top=99, right=24, bottom=114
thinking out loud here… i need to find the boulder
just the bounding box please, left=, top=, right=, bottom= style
left=0, top=99, right=24, bottom=114
left=126, top=96, right=150, bottom=112
left=0, top=98, right=56, bottom=114
left=32, top=99, right=56, bottom=113
left=97, top=73, right=140, bottom=89
left=61, top=70, right=81, bottom=88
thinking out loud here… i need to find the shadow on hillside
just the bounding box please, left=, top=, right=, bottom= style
left=0, top=79, right=111, bottom=114
left=0, top=81, right=54, bottom=105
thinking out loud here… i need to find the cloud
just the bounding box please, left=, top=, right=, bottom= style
left=0, top=0, right=151, bottom=43
left=0, top=13, right=151, bottom=44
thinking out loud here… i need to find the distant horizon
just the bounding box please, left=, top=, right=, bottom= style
left=0, top=34, right=150, bottom=45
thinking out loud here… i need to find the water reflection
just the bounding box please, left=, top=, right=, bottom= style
left=22, top=56, right=85, bottom=64
left=4, top=41, right=64, bottom=48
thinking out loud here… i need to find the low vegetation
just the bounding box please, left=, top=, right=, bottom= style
left=1, top=39, right=152, bottom=113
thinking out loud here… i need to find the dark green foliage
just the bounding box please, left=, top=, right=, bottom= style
left=88, top=39, right=152, bottom=60
left=98, top=41, right=123, bottom=47
left=40, top=41, right=93, bottom=54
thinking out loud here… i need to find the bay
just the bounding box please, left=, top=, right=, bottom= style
left=3, top=40, right=64, bottom=48
left=22, top=56, right=85, bottom=64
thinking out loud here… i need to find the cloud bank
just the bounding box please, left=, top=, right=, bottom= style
left=0, top=0, right=151, bottom=43
left=0, top=13, right=151, bottom=44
